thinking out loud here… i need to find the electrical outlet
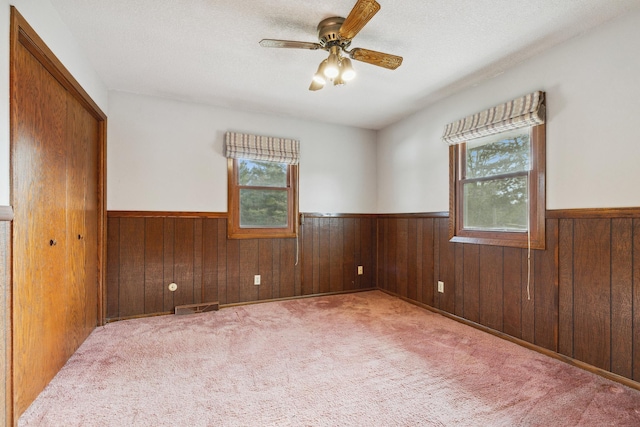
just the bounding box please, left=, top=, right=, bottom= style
left=357, top=266, right=363, bottom=275
left=254, top=275, right=261, bottom=285
left=437, top=281, right=444, bottom=293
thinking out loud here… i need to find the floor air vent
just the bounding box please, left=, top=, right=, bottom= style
left=175, top=302, right=220, bottom=315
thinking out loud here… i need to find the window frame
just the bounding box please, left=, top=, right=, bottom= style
left=449, top=124, right=546, bottom=249
left=227, top=158, right=299, bottom=239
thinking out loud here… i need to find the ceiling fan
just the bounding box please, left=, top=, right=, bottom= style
left=259, top=0, right=403, bottom=91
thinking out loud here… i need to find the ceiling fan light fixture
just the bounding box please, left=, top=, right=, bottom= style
left=340, top=57, right=356, bottom=81
left=309, top=79, right=325, bottom=91
left=324, top=46, right=341, bottom=79
left=259, top=0, right=403, bottom=90
left=313, top=60, right=328, bottom=84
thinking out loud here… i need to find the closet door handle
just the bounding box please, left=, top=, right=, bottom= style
left=77, top=234, right=84, bottom=240
left=49, top=239, right=57, bottom=246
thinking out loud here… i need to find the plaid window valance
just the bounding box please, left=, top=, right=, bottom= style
left=442, top=91, right=545, bottom=145
left=224, top=132, right=300, bottom=165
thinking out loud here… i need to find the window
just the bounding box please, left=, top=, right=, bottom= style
left=450, top=125, right=545, bottom=248
left=444, top=91, right=546, bottom=249
left=224, top=132, right=299, bottom=239
left=228, top=158, right=298, bottom=238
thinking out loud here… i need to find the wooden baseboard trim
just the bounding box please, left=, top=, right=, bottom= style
left=219, top=288, right=378, bottom=309
left=0, top=206, right=13, bottom=221
left=106, top=311, right=173, bottom=323
left=105, top=288, right=377, bottom=322
left=379, top=289, right=640, bottom=393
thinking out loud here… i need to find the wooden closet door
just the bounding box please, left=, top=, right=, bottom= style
left=65, top=90, right=99, bottom=350
left=12, top=40, right=70, bottom=416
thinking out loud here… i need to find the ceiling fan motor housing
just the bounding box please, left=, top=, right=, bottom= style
left=317, top=17, right=351, bottom=50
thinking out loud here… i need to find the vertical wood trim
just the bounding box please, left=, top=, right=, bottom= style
left=318, top=219, right=330, bottom=294
left=533, top=219, right=559, bottom=352
left=106, top=218, right=120, bottom=318
left=173, top=219, right=195, bottom=307
left=611, top=219, right=633, bottom=378
left=226, top=238, right=240, bottom=304
left=239, top=240, right=259, bottom=302
left=118, top=218, right=145, bottom=317
left=202, top=219, right=218, bottom=303
left=295, top=234, right=302, bottom=296
left=388, top=219, right=398, bottom=294
left=329, top=218, right=343, bottom=292
left=462, top=244, right=480, bottom=322
left=421, top=219, right=435, bottom=306
left=633, top=219, right=640, bottom=381
left=343, top=218, right=355, bottom=291
left=376, top=219, right=383, bottom=290
left=439, top=218, right=456, bottom=313
left=396, top=219, right=409, bottom=298
left=407, top=219, right=418, bottom=301
left=259, top=240, right=274, bottom=300
left=479, top=246, right=504, bottom=331
left=312, top=218, right=320, bottom=294
left=194, top=219, right=203, bottom=304
left=572, top=219, right=611, bottom=369
left=163, top=218, right=175, bottom=311
left=354, top=219, right=362, bottom=289
left=279, top=238, right=295, bottom=298
left=433, top=219, right=441, bottom=309
left=301, top=221, right=313, bottom=295
left=379, top=219, right=388, bottom=291
left=143, top=218, right=164, bottom=314
left=454, top=244, right=464, bottom=317
left=503, top=247, right=522, bottom=338
left=558, top=219, right=574, bottom=357
left=216, top=219, right=228, bottom=305
left=414, top=219, right=424, bottom=302
left=521, top=245, right=536, bottom=344
left=272, top=239, right=281, bottom=299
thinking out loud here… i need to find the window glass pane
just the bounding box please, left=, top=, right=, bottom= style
left=240, top=189, right=288, bottom=228
left=463, top=176, right=528, bottom=231
left=238, top=159, right=287, bottom=187
left=466, top=130, right=530, bottom=179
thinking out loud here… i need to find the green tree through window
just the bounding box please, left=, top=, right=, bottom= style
left=228, top=158, right=298, bottom=239
left=449, top=124, right=546, bottom=249
left=463, top=133, right=530, bottom=231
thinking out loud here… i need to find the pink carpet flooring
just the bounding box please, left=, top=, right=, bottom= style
left=19, top=291, right=640, bottom=426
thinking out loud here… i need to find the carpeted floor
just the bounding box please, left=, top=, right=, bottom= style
left=18, top=291, right=640, bottom=426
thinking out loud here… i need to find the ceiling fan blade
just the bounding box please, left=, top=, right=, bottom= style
left=259, top=39, right=322, bottom=50
left=349, top=48, right=403, bottom=70
left=338, top=0, right=381, bottom=40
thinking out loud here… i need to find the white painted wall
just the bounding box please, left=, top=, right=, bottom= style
left=377, top=9, right=640, bottom=213
left=107, top=91, right=377, bottom=213
left=0, top=0, right=108, bottom=206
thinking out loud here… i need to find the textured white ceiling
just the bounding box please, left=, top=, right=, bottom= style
left=51, top=0, right=640, bottom=130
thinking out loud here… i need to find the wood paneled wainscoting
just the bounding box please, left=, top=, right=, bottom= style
left=0, top=207, right=13, bottom=426
left=377, top=209, right=640, bottom=386
left=106, top=212, right=377, bottom=320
